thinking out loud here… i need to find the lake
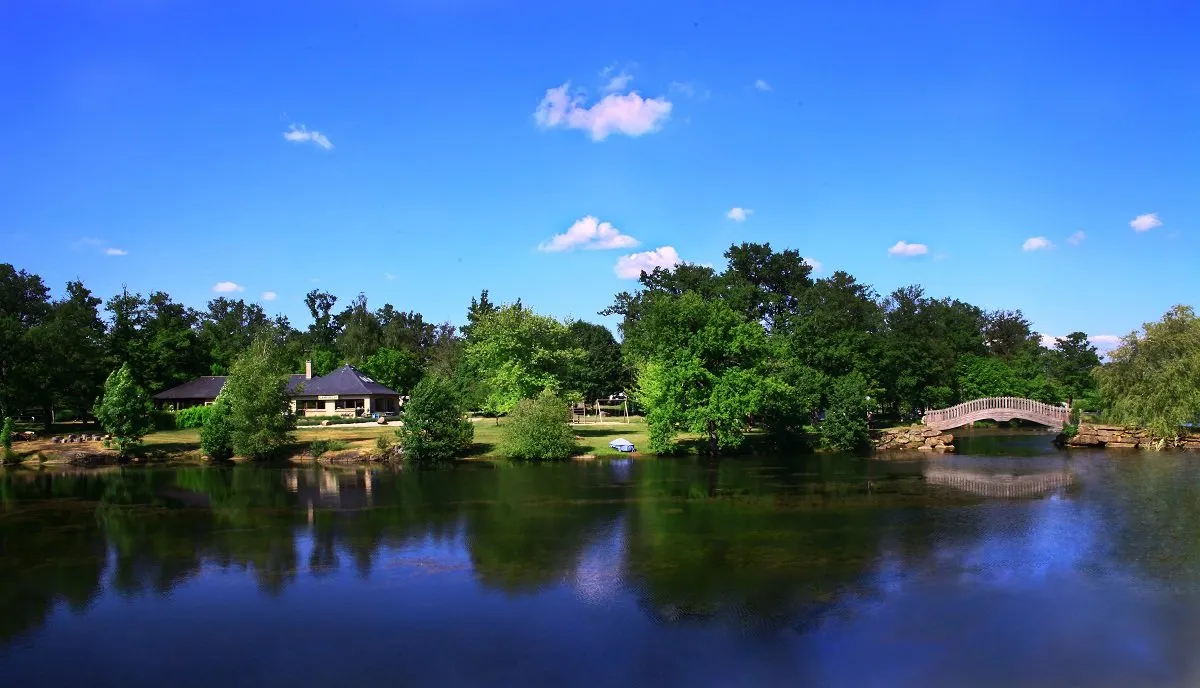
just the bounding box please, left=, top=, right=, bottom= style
left=3, top=430, right=1200, bottom=687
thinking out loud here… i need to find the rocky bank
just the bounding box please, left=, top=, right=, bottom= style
left=873, top=426, right=955, bottom=453
left=1063, top=423, right=1200, bottom=450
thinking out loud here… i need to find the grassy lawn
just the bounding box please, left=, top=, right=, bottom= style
left=1, top=417, right=654, bottom=465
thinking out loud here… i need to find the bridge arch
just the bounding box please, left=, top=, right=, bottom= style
left=922, top=397, right=1069, bottom=431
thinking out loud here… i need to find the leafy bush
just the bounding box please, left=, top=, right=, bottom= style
left=175, top=405, right=212, bottom=429
left=499, top=389, right=577, bottom=461
left=93, top=363, right=155, bottom=456
left=200, top=396, right=234, bottom=461
left=150, top=410, right=177, bottom=431
left=397, top=373, right=473, bottom=464
left=820, top=372, right=872, bottom=452
left=308, top=439, right=350, bottom=458
left=1061, top=423, right=1079, bottom=439
left=1, top=416, right=15, bottom=464
left=296, top=415, right=378, bottom=426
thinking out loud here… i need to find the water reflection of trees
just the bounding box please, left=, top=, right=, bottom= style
left=0, top=456, right=1073, bottom=643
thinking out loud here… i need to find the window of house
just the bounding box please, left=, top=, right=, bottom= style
left=298, top=399, right=323, bottom=410
left=335, top=398, right=364, bottom=409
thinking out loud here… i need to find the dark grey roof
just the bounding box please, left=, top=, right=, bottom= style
left=153, top=376, right=227, bottom=400
left=293, top=365, right=398, bottom=396
left=157, top=374, right=310, bottom=400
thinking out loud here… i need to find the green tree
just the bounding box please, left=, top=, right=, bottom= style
left=93, top=363, right=155, bottom=456
left=1049, top=332, right=1102, bottom=406
left=461, top=289, right=498, bottom=340
left=820, top=372, right=873, bottom=451
left=499, top=389, right=577, bottom=460
left=361, top=347, right=423, bottom=394
left=304, top=289, right=340, bottom=347
left=335, top=293, right=382, bottom=365
left=1096, top=305, right=1200, bottom=437
left=396, top=374, right=473, bottom=464
left=463, top=304, right=583, bottom=416
left=200, top=296, right=271, bottom=375
left=199, top=395, right=234, bottom=461
left=40, top=281, right=109, bottom=420
left=310, top=346, right=342, bottom=376
left=956, top=354, right=1024, bottom=400
left=626, top=292, right=771, bottom=454
left=565, top=321, right=628, bottom=402
left=222, top=337, right=295, bottom=460
left=0, top=264, right=51, bottom=419
left=1, top=416, right=14, bottom=463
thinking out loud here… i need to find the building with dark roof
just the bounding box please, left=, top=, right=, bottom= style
left=153, top=362, right=401, bottom=417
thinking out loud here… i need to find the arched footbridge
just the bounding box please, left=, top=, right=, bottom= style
left=923, top=397, right=1069, bottom=431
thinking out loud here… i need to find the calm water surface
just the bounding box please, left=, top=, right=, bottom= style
left=3, top=430, right=1200, bottom=687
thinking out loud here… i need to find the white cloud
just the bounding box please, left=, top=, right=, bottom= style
left=615, top=246, right=681, bottom=279
left=534, top=83, right=672, bottom=141
left=802, top=257, right=823, bottom=274
left=754, top=79, right=772, bottom=91
left=283, top=124, right=333, bottom=150
left=384, top=272, right=396, bottom=281
left=1067, top=230, right=1086, bottom=246
left=105, top=248, right=128, bottom=256
left=261, top=291, right=277, bottom=301
left=1129, top=213, right=1161, bottom=232
left=888, top=240, right=929, bottom=257
left=1039, top=334, right=1061, bottom=348
left=1022, top=236, right=1053, bottom=251
left=726, top=207, right=753, bottom=222
left=212, top=281, right=244, bottom=293
left=1090, top=334, right=1122, bottom=348
left=539, top=216, right=639, bottom=252
left=599, top=65, right=633, bottom=92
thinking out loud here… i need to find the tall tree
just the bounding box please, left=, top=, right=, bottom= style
left=304, top=289, right=339, bottom=347
left=200, top=297, right=269, bottom=375
left=335, top=293, right=381, bottom=365
left=361, top=347, right=423, bottom=395
left=377, top=305, right=436, bottom=356
left=0, top=265, right=51, bottom=418
left=463, top=303, right=583, bottom=416
left=1049, top=332, right=1102, bottom=406
left=461, top=289, right=498, bottom=340
left=1096, top=305, right=1200, bottom=437
left=625, top=291, right=774, bottom=454
left=722, top=242, right=814, bottom=332
left=565, top=321, right=627, bottom=402
left=40, top=281, right=108, bottom=419
left=223, top=337, right=295, bottom=459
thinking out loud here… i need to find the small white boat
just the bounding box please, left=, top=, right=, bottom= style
left=609, top=438, right=636, bottom=452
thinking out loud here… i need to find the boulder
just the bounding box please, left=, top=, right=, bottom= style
left=921, top=429, right=941, bottom=438
left=376, top=416, right=388, bottom=425
left=924, top=437, right=941, bottom=447
left=917, top=445, right=934, bottom=452
left=1107, top=441, right=1139, bottom=448
left=321, top=420, right=331, bottom=427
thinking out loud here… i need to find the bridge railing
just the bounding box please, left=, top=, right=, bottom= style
left=922, top=396, right=1069, bottom=429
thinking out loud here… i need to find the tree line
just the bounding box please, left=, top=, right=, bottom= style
left=3, top=245, right=1115, bottom=453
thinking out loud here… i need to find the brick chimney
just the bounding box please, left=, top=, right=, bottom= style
left=305, top=359, right=313, bottom=379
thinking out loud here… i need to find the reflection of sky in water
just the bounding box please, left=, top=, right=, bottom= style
left=571, top=515, right=626, bottom=606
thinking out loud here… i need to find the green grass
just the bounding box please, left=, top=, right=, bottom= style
left=468, top=417, right=650, bottom=459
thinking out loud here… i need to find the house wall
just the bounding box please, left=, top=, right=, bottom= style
left=292, top=396, right=399, bottom=417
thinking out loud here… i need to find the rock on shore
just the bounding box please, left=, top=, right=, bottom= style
left=1063, top=423, right=1200, bottom=450
left=873, top=426, right=955, bottom=453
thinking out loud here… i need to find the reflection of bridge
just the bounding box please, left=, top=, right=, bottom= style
left=924, top=468, right=1076, bottom=499
left=923, top=397, right=1069, bottom=431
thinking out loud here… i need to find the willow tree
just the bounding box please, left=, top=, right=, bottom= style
left=1096, top=305, right=1200, bottom=437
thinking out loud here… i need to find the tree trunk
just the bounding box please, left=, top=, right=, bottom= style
left=706, top=420, right=719, bottom=455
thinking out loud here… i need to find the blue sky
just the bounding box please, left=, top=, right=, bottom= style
left=3, top=0, right=1197, bottom=348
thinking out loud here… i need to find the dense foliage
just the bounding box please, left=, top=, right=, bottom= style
left=93, top=364, right=154, bottom=455
left=199, top=395, right=234, bottom=460
left=396, top=374, right=474, bottom=464
left=1, top=416, right=13, bottom=463
left=2, top=252, right=1118, bottom=454
left=222, top=338, right=295, bottom=460
left=499, top=390, right=578, bottom=460
left=1096, top=305, right=1200, bottom=437
left=174, top=405, right=212, bottom=429
left=819, top=373, right=873, bottom=451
